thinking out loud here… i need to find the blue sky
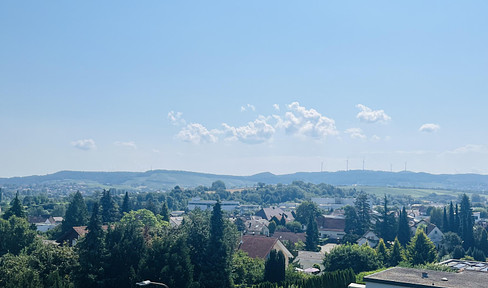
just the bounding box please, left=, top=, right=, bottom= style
left=1, top=1, right=488, bottom=177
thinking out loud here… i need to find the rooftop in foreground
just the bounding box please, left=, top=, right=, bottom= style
left=364, top=267, right=488, bottom=288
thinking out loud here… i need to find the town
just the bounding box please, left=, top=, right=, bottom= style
left=1, top=179, right=488, bottom=287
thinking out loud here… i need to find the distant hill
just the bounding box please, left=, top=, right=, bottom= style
left=1, top=169, right=488, bottom=192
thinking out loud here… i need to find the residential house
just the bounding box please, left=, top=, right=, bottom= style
left=28, top=215, right=59, bottom=232
left=410, top=220, right=444, bottom=247
left=255, top=207, right=295, bottom=223
left=272, top=231, right=306, bottom=245
left=170, top=216, right=184, bottom=228
left=316, top=215, right=346, bottom=240
left=57, top=225, right=109, bottom=246
left=357, top=231, right=380, bottom=248
left=244, top=218, right=270, bottom=236
left=363, top=266, right=488, bottom=288
left=293, top=251, right=325, bottom=271
left=239, top=235, right=293, bottom=266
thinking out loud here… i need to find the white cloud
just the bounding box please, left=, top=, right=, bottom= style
left=282, top=102, right=338, bottom=139
left=273, top=104, right=280, bottom=111
left=419, top=123, right=440, bottom=133
left=177, top=123, right=221, bottom=144
left=447, top=144, right=488, bottom=155
left=114, top=141, right=137, bottom=149
left=223, top=116, right=275, bottom=144
left=345, top=128, right=366, bottom=140
left=371, top=135, right=381, bottom=142
left=240, top=104, right=256, bottom=112
left=356, top=104, right=391, bottom=123
left=71, top=139, right=96, bottom=151
left=168, top=111, right=186, bottom=126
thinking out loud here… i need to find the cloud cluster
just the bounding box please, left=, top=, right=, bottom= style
left=280, top=102, right=338, bottom=139
left=114, top=141, right=137, bottom=149
left=177, top=123, right=221, bottom=144
left=71, top=139, right=96, bottom=151
left=168, top=111, right=186, bottom=126
left=356, top=104, right=391, bottom=123
left=223, top=116, right=275, bottom=144
left=419, top=123, right=440, bottom=133
left=345, top=128, right=366, bottom=140
left=448, top=144, right=488, bottom=154
left=240, top=104, right=256, bottom=112
left=169, top=102, right=393, bottom=145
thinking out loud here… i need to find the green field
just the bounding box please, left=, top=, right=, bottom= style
left=338, top=185, right=475, bottom=199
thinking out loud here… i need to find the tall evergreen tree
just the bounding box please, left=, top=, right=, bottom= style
left=120, top=192, right=130, bottom=215
left=448, top=201, right=455, bottom=232
left=76, top=202, right=105, bottom=288
left=160, top=201, right=170, bottom=222
left=454, top=204, right=460, bottom=234
left=442, top=206, right=449, bottom=233
left=264, top=250, right=285, bottom=283
left=376, top=238, right=388, bottom=266
left=389, top=238, right=404, bottom=266
left=344, top=205, right=360, bottom=235
left=378, top=195, right=397, bottom=242
left=0, top=188, right=3, bottom=203
left=2, top=191, right=25, bottom=219
left=305, top=214, right=319, bottom=251
left=354, top=191, right=371, bottom=235
left=407, top=229, right=437, bottom=265
left=201, top=201, right=232, bottom=288
left=100, top=189, right=119, bottom=223
left=397, top=206, right=410, bottom=246
left=459, top=194, right=474, bottom=249
left=62, top=191, right=88, bottom=234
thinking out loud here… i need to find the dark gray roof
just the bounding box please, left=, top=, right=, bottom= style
left=364, top=267, right=488, bottom=288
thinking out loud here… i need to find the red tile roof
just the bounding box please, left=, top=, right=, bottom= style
left=239, top=235, right=278, bottom=259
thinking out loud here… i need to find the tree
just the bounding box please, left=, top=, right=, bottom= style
left=264, top=250, right=285, bottom=283
left=295, top=201, right=320, bottom=225
left=120, top=192, right=130, bottom=215
left=454, top=204, right=460, bottom=234
left=354, top=191, right=371, bottom=235
left=389, top=238, right=404, bottom=266
left=305, top=214, right=319, bottom=252
left=406, top=229, right=437, bottom=265
left=476, top=228, right=488, bottom=255
left=2, top=192, right=25, bottom=220
left=0, top=216, right=38, bottom=256
left=100, top=189, right=119, bottom=223
left=211, top=180, right=226, bottom=191
left=160, top=201, right=170, bottom=222
left=268, top=221, right=277, bottom=235
left=459, top=194, right=474, bottom=249
left=62, top=191, right=88, bottom=234
left=441, top=232, right=463, bottom=254
left=0, top=254, right=42, bottom=288
left=397, top=206, right=410, bottom=246
left=442, top=206, right=449, bottom=233
left=377, top=195, right=397, bottom=242
left=448, top=201, right=455, bottom=233
left=376, top=238, right=388, bottom=266
left=430, top=207, right=443, bottom=229
left=200, top=202, right=233, bottom=288
left=344, top=205, right=360, bottom=235
left=231, top=250, right=264, bottom=286
left=323, top=244, right=380, bottom=274
left=76, top=202, right=105, bottom=288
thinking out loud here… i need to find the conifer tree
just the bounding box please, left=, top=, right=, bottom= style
left=448, top=201, right=455, bottom=232
left=459, top=194, right=474, bottom=249
left=345, top=205, right=360, bottom=235
left=264, top=250, right=285, bottom=283
left=305, top=214, right=319, bottom=252
left=120, top=192, right=130, bottom=215
left=442, top=206, right=449, bottom=233
left=397, top=206, right=410, bottom=246
left=100, top=189, right=119, bottom=223
left=160, top=201, right=170, bottom=222
left=201, top=201, right=232, bottom=288
left=389, top=238, right=404, bottom=266
left=355, top=191, right=371, bottom=235
left=76, top=202, right=105, bottom=288
left=407, top=229, right=437, bottom=265
left=62, top=191, right=88, bottom=234
left=2, top=191, right=25, bottom=220
left=375, top=238, right=388, bottom=266
left=454, top=204, right=460, bottom=234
